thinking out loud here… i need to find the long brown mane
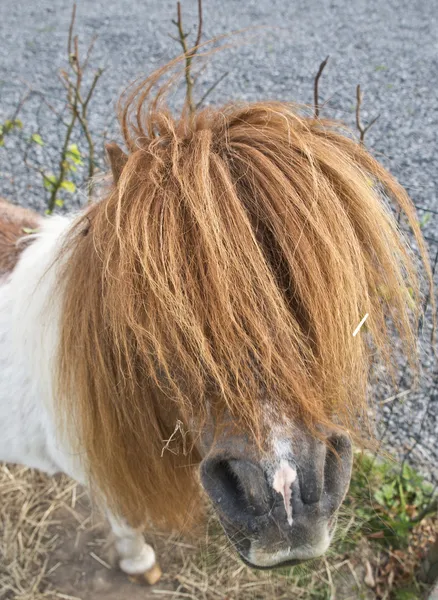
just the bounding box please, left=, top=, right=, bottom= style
left=56, top=63, right=433, bottom=530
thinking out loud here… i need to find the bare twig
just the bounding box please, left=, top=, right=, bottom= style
left=74, top=67, right=104, bottom=191
left=194, top=0, right=203, bottom=50
left=355, top=84, right=380, bottom=143
left=47, top=14, right=80, bottom=213
left=45, top=3, right=103, bottom=211
left=313, top=56, right=329, bottom=119
left=82, top=34, right=98, bottom=71
left=67, top=3, right=76, bottom=59
left=19, top=80, right=67, bottom=122
left=173, top=0, right=203, bottom=114
left=196, top=70, right=229, bottom=110
left=83, top=68, right=103, bottom=110
left=9, top=90, right=31, bottom=123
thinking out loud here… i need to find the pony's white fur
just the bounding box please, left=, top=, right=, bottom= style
left=0, top=212, right=325, bottom=572
left=0, top=214, right=156, bottom=576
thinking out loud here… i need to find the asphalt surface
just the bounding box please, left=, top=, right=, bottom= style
left=0, top=0, right=437, bottom=478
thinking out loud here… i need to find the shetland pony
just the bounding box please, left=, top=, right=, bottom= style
left=0, top=62, right=432, bottom=580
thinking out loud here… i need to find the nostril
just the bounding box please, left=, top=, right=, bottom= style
left=323, top=433, right=353, bottom=512
left=212, top=460, right=246, bottom=506
left=296, top=432, right=353, bottom=507
left=298, top=440, right=326, bottom=505
left=200, top=457, right=271, bottom=522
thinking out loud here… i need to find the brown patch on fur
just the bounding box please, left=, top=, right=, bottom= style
left=55, top=61, right=433, bottom=532
left=0, top=198, right=40, bottom=276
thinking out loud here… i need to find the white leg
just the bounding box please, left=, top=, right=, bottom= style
left=106, top=512, right=161, bottom=583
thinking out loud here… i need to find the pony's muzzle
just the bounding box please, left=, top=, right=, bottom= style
left=199, top=432, right=353, bottom=568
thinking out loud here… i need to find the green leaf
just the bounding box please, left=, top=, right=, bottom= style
left=68, top=143, right=80, bottom=156
left=0, top=139, right=4, bottom=147
left=43, top=173, right=57, bottom=190
left=66, top=143, right=83, bottom=165
left=374, top=481, right=396, bottom=507
left=63, top=159, right=77, bottom=172
left=383, top=481, right=396, bottom=500
left=60, top=180, right=75, bottom=193
left=420, top=213, right=431, bottom=228
left=45, top=209, right=52, bottom=215
left=31, top=133, right=44, bottom=146
left=374, top=490, right=386, bottom=506
left=13, top=119, right=23, bottom=129
left=397, top=478, right=407, bottom=511
left=55, top=199, right=64, bottom=207
left=22, top=227, right=39, bottom=234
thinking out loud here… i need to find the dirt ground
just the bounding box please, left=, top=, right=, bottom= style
left=1, top=464, right=436, bottom=600
left=44, top=498, right=174, bottom=600
left=0, top=465, right=375, bottom=600
left=45, top=498, right=373, bottom=600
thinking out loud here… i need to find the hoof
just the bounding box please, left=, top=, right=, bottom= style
left=129, top=563, right=162, bottom=586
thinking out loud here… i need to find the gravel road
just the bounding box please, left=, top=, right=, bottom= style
left=0, top=0, right=437, bottom=479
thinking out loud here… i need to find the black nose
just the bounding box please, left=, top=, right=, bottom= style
left=200, top=457, right=272, bottom=525
left=200, top=432, right=352, bottom=528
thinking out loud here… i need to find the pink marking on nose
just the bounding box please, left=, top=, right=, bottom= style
left=272, top=460, right=297, bottom=526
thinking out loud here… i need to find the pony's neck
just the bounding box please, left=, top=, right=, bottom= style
left=5, top=212, right=76, bottom=383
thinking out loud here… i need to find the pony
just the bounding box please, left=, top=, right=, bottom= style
left=0, top=60, right=432, bottom=582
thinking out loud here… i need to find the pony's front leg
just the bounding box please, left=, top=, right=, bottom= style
left=107, top=512, right=162, bottom=585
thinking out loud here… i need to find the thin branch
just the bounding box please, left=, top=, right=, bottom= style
left=72, top=35, right=80, bottom=75
left=194, top=0, right=203, bottom=50
left=10, top=90, right=31, bottom=122
left=196, top=71, right=229, bottom=110
left=355, top=84, right=380, bottom=143
left=74, top=68, right=104, bottom=190
left=3, top=2, right=102, bottom=212
left=47, top=103, right=78, bottom=213
left=48, top=7, right=84, bottom=210
left=313, top=56, right=329, bottom=119
left=67, top=4, right=76, bottom=59
left=19, top=80, right=66, bottom=122
left=83, top=67, right=104, bottom=110
left=47, top=2, right=103, bottom=209
left=175, top=3, right=194, bottom=113
left=174, top=0, right=204, bottom=114
left=82, top=34, right=98, bottom=71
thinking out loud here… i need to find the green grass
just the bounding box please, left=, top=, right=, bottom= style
left=178, top=452, right=436, bottom=599
left=347, top=453, right=434, bottom=549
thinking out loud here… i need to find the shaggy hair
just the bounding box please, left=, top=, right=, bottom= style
left=56, top=62, right=433, bottom=531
